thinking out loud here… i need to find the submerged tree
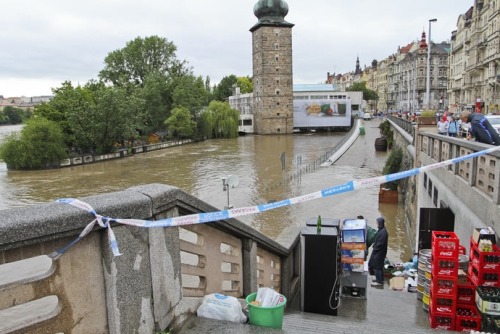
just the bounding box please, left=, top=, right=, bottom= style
left=0, top=117, right=67, bottom=170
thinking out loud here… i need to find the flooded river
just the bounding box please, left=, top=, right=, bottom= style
left=0, top=120, right=413, bottom=263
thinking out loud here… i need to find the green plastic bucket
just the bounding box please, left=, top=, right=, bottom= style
left=359, top=126, right=365, bottom=135
left=246, top=292, right=287, bottom=329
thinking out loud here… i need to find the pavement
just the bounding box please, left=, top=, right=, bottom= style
left=178, top=278, right=451, bottom=333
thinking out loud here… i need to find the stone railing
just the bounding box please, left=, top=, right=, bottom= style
left=416, top=132, right=500, bottom=246
left=0, top=184, right=300, bottom=334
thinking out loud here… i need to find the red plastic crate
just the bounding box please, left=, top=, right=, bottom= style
left=455, top=305, right=481, bottom=332
left=432, top=231, right=459, bottom=258
left=459, top=244, right=466, bottom=255
left=429, top=310, right=455, bottom=330
left=457, top=282, right=476, bottom=305
left=429, top=295, right=456, bottom=314
left=431, top=256, right=458, bottom=278
left=469, top=238, right=500, bottom=271
left=430, top=277, right=457, bottom=296
left=468, top=264, right=500, bottom=287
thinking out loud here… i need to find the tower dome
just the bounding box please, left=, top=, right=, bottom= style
left=253, top=0, right=290, bottom=25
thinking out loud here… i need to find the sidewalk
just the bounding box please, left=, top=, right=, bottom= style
left=179, top=281, right=445, bottom=333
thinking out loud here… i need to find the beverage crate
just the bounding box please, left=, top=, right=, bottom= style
left=455, top=305, right=481, bottom=332
left=430, top=277, right=457, bottom=296
left=469, top=237, right=500, bottom=271
left=428, top=310, right=455, bottom=330
left=468, top=263, right=500, bottom=287
left=458, top=244, right=466, bottom=255
left=431, top=256, right=458, bottom=278
left=475, top=286, right=500, bottom=316
left=430, top=294, right=456, bottom=314
left=432, top=231, right=459, bottom=258
left=457, top=281, right=476, bottom=305
left=481, top=313, right=500, bottom=333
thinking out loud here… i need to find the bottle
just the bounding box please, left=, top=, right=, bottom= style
left=317, top=215, right=322, bottom=233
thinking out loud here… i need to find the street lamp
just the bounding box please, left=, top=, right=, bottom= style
left=426, top=18, right=437, bottom=110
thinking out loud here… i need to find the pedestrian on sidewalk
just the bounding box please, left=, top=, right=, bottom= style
left=447, top=115, right=459, bottom=137
left=369, top=217, right=388, bottom=287
left=437, top=116, right=449, bottom=135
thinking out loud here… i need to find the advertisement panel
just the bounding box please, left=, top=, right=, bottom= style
left=293, top=99, right=352, bottom=128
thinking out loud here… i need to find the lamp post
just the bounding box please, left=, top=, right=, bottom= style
left=426, top=18, right=437, bottom=110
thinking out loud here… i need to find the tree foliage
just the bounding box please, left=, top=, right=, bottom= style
left=200, top=101, right=239, bottom=138
left=236, top=76, right=253, bottom=94
left=346, top=81, right=379, bottom=101
left=0, top=117, right=67, bottom=170
left=212, top=75, right=238, bottom=101
left=382, top=146, right=403, bottom=190
left=2, top=106, right=31, bottom=124
left=98, top=35, right=189, bottom=88
left=164, top=107, right=197, bottom=139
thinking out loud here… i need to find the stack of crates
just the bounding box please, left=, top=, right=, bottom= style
left=429, top=231, right=459, bottom=331
left=468, top=234, right=500, bottom=331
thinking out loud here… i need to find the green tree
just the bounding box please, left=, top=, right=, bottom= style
left=172, top=74, right=210, bottom=114
left=99, top=35, right=189, bottom=88
left=68, top=83, right=144, bottom=154
left=164, top=107, right=197, bottom=139
left=212, top=75, right=238, bottom=101
left=346, top=81, right=379, bottom=101
left=382, top=146, right=403, bottom=191
left=200, top=101, right=239, bottom=138
left=34, top=81, right=89, bottom=149
left=0, top=117, right=67, bottom=170
left=3, top=106, right=26, bottom=124
left=236, top=76, right=253, bottom=94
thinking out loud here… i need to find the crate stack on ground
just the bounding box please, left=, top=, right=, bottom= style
left=428, top=231, right=460, bottom=331
left=468, top=231, right=500, bottom=332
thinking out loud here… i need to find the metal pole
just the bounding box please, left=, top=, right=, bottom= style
left=426, top=19, right=437, bottom=110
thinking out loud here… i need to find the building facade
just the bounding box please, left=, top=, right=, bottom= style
left=449, top=0, right=500, bottom=114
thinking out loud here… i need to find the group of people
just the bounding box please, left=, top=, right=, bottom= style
left=437, top=113, right=461, bottom=137
left=436, top=110, right=500, bottom=146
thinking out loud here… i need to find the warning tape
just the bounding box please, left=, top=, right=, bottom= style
left=52, top=145, right=500, bottom=258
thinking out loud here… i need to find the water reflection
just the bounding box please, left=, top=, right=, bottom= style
left=0, top=122, right=412, bottom=263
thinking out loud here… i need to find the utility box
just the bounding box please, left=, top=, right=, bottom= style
left=300, top=221, right=340, bottom=316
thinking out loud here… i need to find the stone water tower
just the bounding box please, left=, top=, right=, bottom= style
left=250, top=0, right=294, bottom=134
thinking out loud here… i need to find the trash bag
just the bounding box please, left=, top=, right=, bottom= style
left=197, top=293, right=247, bottom=323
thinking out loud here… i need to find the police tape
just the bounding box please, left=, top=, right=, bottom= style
left=54, top=145, right=500, bottom=258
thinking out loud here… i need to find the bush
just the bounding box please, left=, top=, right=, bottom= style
left=382, top=146, right=403, bottom=190
left=0, top=118, right=68, bottom=170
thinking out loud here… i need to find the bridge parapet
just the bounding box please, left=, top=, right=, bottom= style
left=0, top=184, right=300, bottom=333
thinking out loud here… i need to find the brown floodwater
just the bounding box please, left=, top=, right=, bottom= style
left=0, top=120, right=413, bottom=263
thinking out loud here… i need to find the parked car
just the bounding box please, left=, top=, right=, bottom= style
left=363, top=113, right=373, bottom=121
left=486, top=115, right=500, bottom=135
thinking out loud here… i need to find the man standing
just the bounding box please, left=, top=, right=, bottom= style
left=460, top=110, right=500, bottom=145
left=369, top=217, right=388, bottom=287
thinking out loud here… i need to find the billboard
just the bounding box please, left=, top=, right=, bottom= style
left=293, top=99, right=352, bottom=128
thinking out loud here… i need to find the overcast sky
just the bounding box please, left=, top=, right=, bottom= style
left=0, top=0, right=473, bottom=97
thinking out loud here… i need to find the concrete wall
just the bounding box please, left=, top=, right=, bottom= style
left=388, top=116, right=500, bottom=254
left=0, top=184, right=300, bottom=333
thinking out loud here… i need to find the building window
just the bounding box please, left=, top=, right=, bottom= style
left=423, top=173, right=427, bottom=189
left=428, top=179, right=433, bottom=196
left=276, top=90, right=280, bottom=95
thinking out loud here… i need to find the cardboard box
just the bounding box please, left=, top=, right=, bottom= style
left=389, top=277, right=405, bottom=290
left=342, top=219, right=366, bottom=243
left=341, top=242, right=366, bottom=250
left=472, top=227, right=497, bottom=246
left=341, top=262, right=365, bottom=272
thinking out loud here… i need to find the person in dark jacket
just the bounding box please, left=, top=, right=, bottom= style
left=369, top=217, right=388, bottom=287
left=460, top=110, right=500, bottom=145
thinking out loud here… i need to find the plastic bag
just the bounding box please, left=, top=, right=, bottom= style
left=196, top=293, right=247, bottom=323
